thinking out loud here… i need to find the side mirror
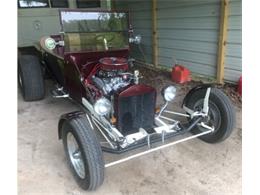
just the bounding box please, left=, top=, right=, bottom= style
left=129, top=35, right=142, bottom=44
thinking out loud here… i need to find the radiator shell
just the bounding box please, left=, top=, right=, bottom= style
left=114, top=84, right=156, bottom=135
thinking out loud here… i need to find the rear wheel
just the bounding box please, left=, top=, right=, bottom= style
left=185, top=88, right=235, bottom=143
left=18, top=55, right=45, bottom=101
left=61, top=116, right=104, bottom=190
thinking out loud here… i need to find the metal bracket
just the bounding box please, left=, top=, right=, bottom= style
left=182, top=87, right=211, bottom=118
left=162, top=130, right=165, bottom=143
left=158, top=102, right=168, bottom=117
left=154, top=117, right=177, bottom=133
left=198, top=122, right=215, bottom=132
left=120, top=128, right=148, bottom=148
left=51, top=87, right=69, bottom=98
left=203, top=88, right=211, bottom=115
left=183, top=105, right=195, bottom=115
left=147, top=134, right=151, bottom=149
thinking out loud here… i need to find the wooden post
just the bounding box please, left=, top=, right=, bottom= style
left=68, top=0, right=77, bottom=8
left=48, top=0, right=52, bottom=8
left=110, top=0, right=117, bottom=10
left=217, top=0, right=229, bottom=83
left=152, top=0, right=159, bottom=67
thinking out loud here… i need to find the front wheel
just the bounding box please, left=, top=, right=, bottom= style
left=185, top=88, right=235, bottom=143
left=61, top=116, right=104, bottom=190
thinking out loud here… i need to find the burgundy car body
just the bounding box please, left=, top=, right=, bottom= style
left=39, top=10, right=157, bottom=130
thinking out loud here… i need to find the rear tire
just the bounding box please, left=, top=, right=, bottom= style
left=61, top=116, right=104, bottom=190
left=18, top=55, right=45, bottom=101
left=185, top=88, right=235, bottom=143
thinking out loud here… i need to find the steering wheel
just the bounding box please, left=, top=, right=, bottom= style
left=95, top=33, right=115, bottom=43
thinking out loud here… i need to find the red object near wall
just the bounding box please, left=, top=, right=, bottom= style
left=171, top=65, right=191, bottom=84
left=237, top=76, right=242, bottom=96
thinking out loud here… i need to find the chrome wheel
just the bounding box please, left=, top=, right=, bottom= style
left=67, top=132, right=86, bottom=179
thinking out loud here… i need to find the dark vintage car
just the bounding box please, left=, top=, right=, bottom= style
left=18, top=9, right=235, bottom=190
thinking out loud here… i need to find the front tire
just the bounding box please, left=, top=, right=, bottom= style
left=61, top=116, right=104, bottom=190
left=185, top=88, right=235, bottom=143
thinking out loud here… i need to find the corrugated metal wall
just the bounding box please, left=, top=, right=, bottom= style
left=157, top=0, right=220, bottom=78
left=115, top=0, right=153, bottom=63
left=115, top=0, right=242, bottom=83
left=115, top=0, right=221, bottom=78
left=224, top=0, right=242, bottom=82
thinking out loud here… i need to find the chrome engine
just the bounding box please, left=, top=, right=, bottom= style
left=92, top=70, right=133, bottom=95
left=91, top=57, right=134, bottom=95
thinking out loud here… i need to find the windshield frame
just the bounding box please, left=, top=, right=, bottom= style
left=58, top=9, right=130, bottom=33
left=58, top=9, right=131, bottom=54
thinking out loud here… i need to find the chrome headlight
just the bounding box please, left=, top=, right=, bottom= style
left=94, top=98, right=112, bottom=116
left=162, top=86, right=177, bottom=102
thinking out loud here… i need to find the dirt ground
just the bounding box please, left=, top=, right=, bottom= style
left=18, top=66, right=242, bottom=195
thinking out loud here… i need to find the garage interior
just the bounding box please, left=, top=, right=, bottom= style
left=18, top=0, right=242, bottom=194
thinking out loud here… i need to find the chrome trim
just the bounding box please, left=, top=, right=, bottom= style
left=82, top=97, right=124, bottom=142
left=158, top=115, right=178, bottom=123
left=198, top=122, right=215, bottom=132
left=81, top=88, right=213, bottom=150
left=92, top=118, right=117, bottom=149
left=52, top=94, right=69, bottom=98
left=85, top=114, right=94, bottom=130
left=92, top=116, right=119, bottom=142
left=120, top=128, right=148, bottom=148
left=183, top=105, right=195, bottom=116
left=163, top=110, right=190, bottom=118
left=158, top=102, right=168, bottom=117
left=203, top=88, right=211, bottom=115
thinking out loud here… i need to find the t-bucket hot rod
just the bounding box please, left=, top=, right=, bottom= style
left=18, top=9, right=235, bottom=190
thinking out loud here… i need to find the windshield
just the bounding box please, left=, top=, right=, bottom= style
left=60, top=11, right=128, bottom=33
left=60, top=11, right=129, bottom=52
